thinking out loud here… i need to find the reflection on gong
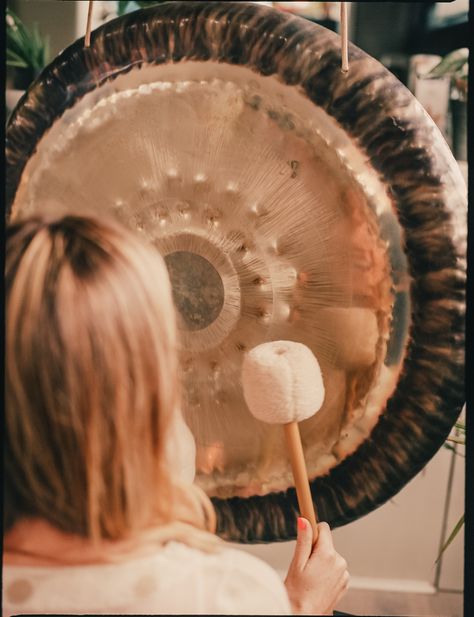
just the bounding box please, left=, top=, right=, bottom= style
left=164, top=251, right=225, bottom=331
left=6, top=1, right=465, bottom=542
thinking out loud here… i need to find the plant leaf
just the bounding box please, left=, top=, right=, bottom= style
left=428, top=48, right=468, bottom=78
left=7, top=59, right=29, bottom=69
left=7, top=48, right=28, bottom=64
left=435, top=514, right=465, bottom=564
left=6, top=7, right=48, bottom=74
left=443, top=443, right=456, bottom=453
left=136, top=1, right=168, bottom=7
left=117, top=0, right=131, bottom=16
left=446, top=436, right=466, bottom=445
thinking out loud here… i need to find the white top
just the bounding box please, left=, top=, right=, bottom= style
left=3, top=541, right=292, bottom=615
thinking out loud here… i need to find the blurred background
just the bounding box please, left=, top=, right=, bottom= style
left=5, top=2, right=467, bottom=615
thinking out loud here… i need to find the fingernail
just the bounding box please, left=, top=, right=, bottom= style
left=297, top=517, right=307, bottom=531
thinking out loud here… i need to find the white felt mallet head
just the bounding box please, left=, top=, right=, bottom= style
left=241, top=340, right=325, bottom=543
left=241, top=340, right=325, bottom=424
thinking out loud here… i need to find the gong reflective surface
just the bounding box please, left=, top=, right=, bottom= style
left=11, top=61, right=411, bottom=498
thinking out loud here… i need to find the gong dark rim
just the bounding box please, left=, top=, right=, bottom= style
left=5, top=1, right=465, bottom=543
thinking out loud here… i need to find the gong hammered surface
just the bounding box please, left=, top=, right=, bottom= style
left=9, top=67, right=400, bottom=498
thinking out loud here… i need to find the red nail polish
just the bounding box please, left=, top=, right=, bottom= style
left=297, top=517, right=307, bottom=531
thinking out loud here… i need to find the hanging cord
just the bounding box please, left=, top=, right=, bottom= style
left=340, top=2, right=349, bottom=73
left=85, top=0, right=94, bottom=48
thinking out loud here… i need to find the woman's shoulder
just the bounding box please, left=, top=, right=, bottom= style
left=3, top=541, right=292, bottom=615
left=217, top=543, right=285, bottom=583
left=164, top=538, right=278, bottom=575
left=163, top=540, right=292, bottom=614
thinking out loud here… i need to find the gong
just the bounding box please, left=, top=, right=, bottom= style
left=6, top=1, right=465, bottom=543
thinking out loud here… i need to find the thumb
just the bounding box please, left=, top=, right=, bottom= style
left=290, top=517, right=313, bottom=571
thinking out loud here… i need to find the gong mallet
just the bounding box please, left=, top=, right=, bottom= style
left=242, top=340, right=325, bottom=544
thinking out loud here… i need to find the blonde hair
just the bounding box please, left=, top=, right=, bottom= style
left=5, top=215, right=217, bottom=550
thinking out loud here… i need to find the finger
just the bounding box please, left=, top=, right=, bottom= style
left=312, top=521, right=334, bottom=555
left=334, top=579, right=350, bottom=608
left=290, top=517, right=313, bottom=571
left=335, top=555, right=348, bottom=572
left=342, top=570, right=350, bottom=588
left=328, top=570, right=350, bottom=613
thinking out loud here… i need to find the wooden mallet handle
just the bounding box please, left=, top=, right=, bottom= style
left=284, top=421, right=319, bottom=545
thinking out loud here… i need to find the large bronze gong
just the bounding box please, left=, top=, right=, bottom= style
left=6, top=1, right=465, bottom=543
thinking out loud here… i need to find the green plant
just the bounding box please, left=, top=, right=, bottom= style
left=436, top=513, right=465, bottom=564
left=436, top=416, right=465, bottom=563
left=427, top=48, right=468, bottom=102
left=117, top=1, right=167, bottom=17
left=6, top=8, right=49, bottom=78
left=444, top=419, right=466, bottom=449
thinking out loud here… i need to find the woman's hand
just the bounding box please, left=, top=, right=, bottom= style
left=284, top=518, right=349, bottom=615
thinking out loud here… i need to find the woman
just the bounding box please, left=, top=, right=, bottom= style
left=4, top=215, right=349, bottom=615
